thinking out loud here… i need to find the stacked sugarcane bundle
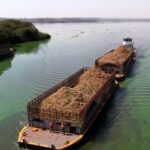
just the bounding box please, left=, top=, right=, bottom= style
left=97, top=46, right=133, bottom=67
left=40, top=68, right=110, bottom=113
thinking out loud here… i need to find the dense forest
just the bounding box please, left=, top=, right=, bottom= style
left=0, top=19, right=50, bottom=44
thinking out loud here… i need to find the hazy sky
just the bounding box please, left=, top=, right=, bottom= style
left=1, top=0, right=150, bottom=18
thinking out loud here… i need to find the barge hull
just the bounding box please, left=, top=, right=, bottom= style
left=115, top=55, right=135, bottom=80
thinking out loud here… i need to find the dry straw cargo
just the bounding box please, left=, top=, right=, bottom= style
left=95, top=38, right=136, bottom=79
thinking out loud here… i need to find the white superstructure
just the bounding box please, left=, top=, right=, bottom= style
left=123, top=38, right=134, bottom=49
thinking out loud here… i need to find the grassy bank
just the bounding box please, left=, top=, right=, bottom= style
left=0, top=19, right=50, bottom=44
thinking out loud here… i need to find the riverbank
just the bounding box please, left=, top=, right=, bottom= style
left=0, top=19, right=51, bottom=44
left=0, top=19, right=50, bottom=58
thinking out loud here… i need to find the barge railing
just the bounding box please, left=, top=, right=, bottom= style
left=27, top=68, right=88, bottom=125
left=27, top=68, right=115, bottom=126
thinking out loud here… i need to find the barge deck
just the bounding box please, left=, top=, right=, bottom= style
left=18, top=126, right=81, bottom=149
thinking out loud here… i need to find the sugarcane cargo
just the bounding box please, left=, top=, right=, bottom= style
left=95, top=38, right=136, bottom=79
left=95, top=46, right=134, bottom=72
left=27, top=67, right=116, bottom=134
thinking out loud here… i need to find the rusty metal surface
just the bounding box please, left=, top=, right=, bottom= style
left=21, top=126, right=79, bottom=148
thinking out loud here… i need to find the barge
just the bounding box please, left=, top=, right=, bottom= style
left=0, top=43, right=13, bottom=59
left=18, top=67, right=117, bottom=149
left=95, top=38, right=136, bottom=80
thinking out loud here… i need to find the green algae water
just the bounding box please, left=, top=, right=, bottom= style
left=0, top=22, right=150, bottom=150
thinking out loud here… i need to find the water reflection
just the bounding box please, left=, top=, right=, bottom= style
left=0, top=40, right=49, bottom=76
left=0, top=57, right=13, bottom=76
left=14, top=40, right=49, bottom=54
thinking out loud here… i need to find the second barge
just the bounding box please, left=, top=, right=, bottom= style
left=95, top=38, right=136, bottom=80
left=18, top=67, right=117, bottom=149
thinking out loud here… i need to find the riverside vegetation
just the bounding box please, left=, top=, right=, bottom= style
left=0, top=19, right=50, bottom=44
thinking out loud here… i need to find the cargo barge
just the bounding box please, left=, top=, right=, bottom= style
left=18, top=67, right=117, bottom=149
left=95, top=38, right=136, bottom=80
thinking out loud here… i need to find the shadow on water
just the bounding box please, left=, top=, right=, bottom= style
left=14, top=40, right=49, bottom=54
left=68, top=87, right=127, bottom=150
left=0, top=40, right=49, bottom=76
left=127, top=47, right=144, bottom=78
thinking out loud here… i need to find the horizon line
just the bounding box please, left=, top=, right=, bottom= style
left=1, top=17, right=150, bottom=20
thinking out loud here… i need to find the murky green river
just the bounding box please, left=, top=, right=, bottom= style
left=0, top=22, right=150, bottom=150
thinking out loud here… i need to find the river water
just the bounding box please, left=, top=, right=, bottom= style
left=0, top=22, right=150, bottom=150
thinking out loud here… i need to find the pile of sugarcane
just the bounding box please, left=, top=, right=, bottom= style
left=40, top=68, right=110, bottom=112
left=97, top=46, right=133, bottom=66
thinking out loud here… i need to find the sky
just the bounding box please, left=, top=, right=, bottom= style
left=1, top=0, right=150, bottom=18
